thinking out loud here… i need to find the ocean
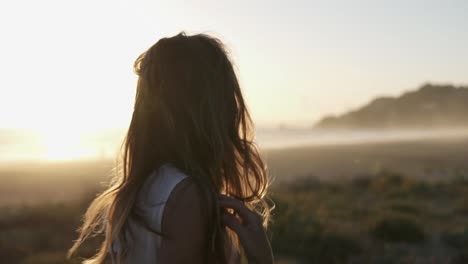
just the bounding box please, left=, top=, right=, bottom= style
left=1, top=127, right=468, bottom=162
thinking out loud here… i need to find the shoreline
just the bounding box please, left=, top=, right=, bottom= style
left=1, top=136, right=467, bottom=205
left=264, top=135, right=468, bottom=182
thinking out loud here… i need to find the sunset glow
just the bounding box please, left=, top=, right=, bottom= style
left=0, top=0, right=467, bottom=161
left=1, top=0, right=467, bottom=129
left=36, top=128, right=93, bottom=161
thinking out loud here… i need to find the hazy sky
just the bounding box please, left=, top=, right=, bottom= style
left=0, top=0, right=467, bottom=129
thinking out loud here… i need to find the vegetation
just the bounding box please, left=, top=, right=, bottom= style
left=370, top=213, right=425, bottom=243
left=1, top=169, right=468, bottom=263
left=442, top=227, right=468, bottom=250
left=0, top=202, right=102, bottom=264
left=269, top=170, right=468, bottom=263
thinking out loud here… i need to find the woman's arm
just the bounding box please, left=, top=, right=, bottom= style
left=158, top=178, right=207, bottom=264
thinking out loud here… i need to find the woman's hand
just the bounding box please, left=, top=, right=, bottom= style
left=219, top=195, right=274, bottom=264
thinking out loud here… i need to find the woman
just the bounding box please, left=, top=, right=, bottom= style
left=68, top=32, right=274, bottom=264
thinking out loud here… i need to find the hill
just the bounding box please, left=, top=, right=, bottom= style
left=315, top=84, right=468, bottom=129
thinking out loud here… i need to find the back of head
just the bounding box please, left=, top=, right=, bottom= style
left=132, top=32, right=249, bottom=178
left=69, top=32, right=270, bottom=264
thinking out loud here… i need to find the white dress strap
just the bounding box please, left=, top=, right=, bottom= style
left=135, top=164, right=189, bottom=232
left=110, top=163, right=188, bottom=263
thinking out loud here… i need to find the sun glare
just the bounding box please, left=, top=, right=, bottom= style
left=36, top=127, right=100, bottom=161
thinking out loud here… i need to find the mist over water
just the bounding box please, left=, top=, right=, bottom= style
left=0, top=128, right=126, bottom=162
left=256, top=127, right=468, bottom=149
left=1, top=127, right=468, bottom=162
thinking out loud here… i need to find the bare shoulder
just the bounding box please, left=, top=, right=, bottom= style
left=166, top=177, right=204, bottom=210
left=158, top=176, right=209, bottom=263
left=161, top=176, right=209, bottom=237
left=139, top=164, right=190, bottom=206
left=135, top=164, right=204, bottom=234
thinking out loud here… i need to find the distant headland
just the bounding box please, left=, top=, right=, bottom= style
left=314, top=83, right=468, bottom=129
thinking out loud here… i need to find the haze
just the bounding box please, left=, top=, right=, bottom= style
left=0, top=0, right=467, bottom=129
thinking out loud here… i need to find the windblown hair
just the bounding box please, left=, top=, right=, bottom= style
left=68, top=32, right=270, bottom=263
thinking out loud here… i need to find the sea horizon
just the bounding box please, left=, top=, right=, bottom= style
left=1, top=127, right=468, bottom=163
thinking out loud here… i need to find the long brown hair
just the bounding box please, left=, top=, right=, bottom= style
left=69, top=32, right=270, bottom=263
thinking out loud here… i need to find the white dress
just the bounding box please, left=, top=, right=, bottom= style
left=109, top=163, right=188, bottom=263
left=109, top=163, right=240, bottom=263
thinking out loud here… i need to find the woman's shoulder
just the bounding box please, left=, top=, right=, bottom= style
left=137, top=163, right=192, bottom=207
left=132, top=164, right=205, bottom=233
left=159, top=165, right=207, bottom=223
left=156, top=169, right=210, bottom=263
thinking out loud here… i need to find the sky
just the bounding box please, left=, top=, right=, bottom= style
left=0, top=0, right=467, bottom=130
